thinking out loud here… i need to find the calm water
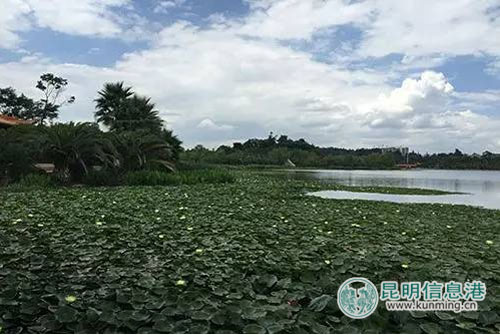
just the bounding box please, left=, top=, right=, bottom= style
left=283, top=169, right=500, bottom=210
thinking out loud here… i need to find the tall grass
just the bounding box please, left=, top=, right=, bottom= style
left=5, top=173, right=53, bottom=191
left=125, top=169, right=235, bottom=186
left=82, top=169, right=122, bottom=187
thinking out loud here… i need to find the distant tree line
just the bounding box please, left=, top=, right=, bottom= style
left=417, top=149, right=500, bottom=170
left=183, top=133, right=500, bottom=170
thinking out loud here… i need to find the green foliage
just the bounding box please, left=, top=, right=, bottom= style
left=125, top=169, right=235, bottom=186
left=420, top=150, right=500, bottom=170
left=41, top=122, right=117, bottom=183
left=16, top=173, right=53, bottom=188
left=182, top=134, right=398, bottom=169
left=0, top=123, right=182, bottom=187
left=0, top=172, right=498, bottom=333
left=0, top=125, right=42, bottom=183
left=184, top=134, right=500, bottom=170
left=0, top=87, right=40, bottom=120
left=82, top=169, right=122, bottom=187
left=36, top=73, right=75, bottom=125
left=111, top=130, right=176, bottom=172
left=1, top=78, right=181, bottom=187
left=0, top=142, right=34, bottom=183
left=125, top=170, right=178, bottom=186
left=95, top=82, right=163, bottom=133
left=1, top=73, right=74, bottom=125
left=161, top=128, right=183, bottom=161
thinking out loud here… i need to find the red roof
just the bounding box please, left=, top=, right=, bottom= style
left=0, top=114, right=33, bottom=126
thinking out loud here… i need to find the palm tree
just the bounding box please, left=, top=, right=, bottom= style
left=161, top=128, right=183, bottom=161
left=95, top=82, right=133, bottom=129
left=42, top=122, right=117, bottom=182
left=111, top=130, right=175, bottom=172
left=95, top=82, right=163, bottom=133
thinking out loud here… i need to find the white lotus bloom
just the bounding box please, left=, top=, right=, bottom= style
left=65, top=295, right=77, bottom=303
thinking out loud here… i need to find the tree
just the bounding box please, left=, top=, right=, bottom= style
left=111, top=130, right=175, bottom=172
left=94, top=82, right=133, bottom=129
left=95, top=82, right=163, bottom=133
left=0, top=87, right=40, bottom=120
left=0, top=73, right=75, bottom=125
left=36, top=73, right=75, bottom=125
left=161, top=128, right=183, bottom=161
left=0, top=125, right=42, bottom=182
left=41, top=122, right=116, bottom=183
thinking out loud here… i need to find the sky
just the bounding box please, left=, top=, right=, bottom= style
left=0, top=0, right=500, bottom=153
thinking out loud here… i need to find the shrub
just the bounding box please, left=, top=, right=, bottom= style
left=41, top=122, right=117, bottom=183
left=125, top=170, right=178, bottom=186
left=111, top=130, right=175, bottom=172
left=0, top=125, right=42, bottom=183
left=82, top=169, right=122, bottom=186
left=15, top=173, right=52, bottom=188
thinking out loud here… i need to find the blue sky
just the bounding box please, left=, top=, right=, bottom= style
left=1, top=0, right=499, bottom=153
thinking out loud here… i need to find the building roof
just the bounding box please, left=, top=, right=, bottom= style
left=0, top=114, right=33, bottom=126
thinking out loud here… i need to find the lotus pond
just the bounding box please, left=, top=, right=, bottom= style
left=0, top=172, right=499, bottom=333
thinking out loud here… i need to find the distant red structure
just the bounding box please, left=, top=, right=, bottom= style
left=0, top=115, right=33, bottom=128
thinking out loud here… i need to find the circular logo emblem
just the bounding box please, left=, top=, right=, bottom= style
left=337, top=277, right=379, bottom=319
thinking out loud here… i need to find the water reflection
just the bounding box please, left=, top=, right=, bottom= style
left=281, top=169, right=500, bottom=210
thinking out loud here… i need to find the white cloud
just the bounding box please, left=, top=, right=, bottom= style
left=486, top=59, right=500, bottom=77
left=360, top=71, right=454, bottom=129
left=452, top=89, right=500, bottom=115
left=357, top=0, right=500, bottom=59
left=154, top=0, right=187, bottom=14
left=237, top=0, right=372, bottom=40
left=0, top=0, right=150, bottom=49
left=26, top=0, right=130, bottom=37
left=197, top=119, right=234, bottom=131
left=0, top=0, right=32, bottom=49
left=240, top=0, right=500, bottom=71
left=397, top=54, right=448, bottom=71
left=357, top=71, right=500, bottom=152
left=0, top=1, right=500, bottom=153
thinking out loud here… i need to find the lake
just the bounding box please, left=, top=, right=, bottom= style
left=282, top=169, right=500, bottom=210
